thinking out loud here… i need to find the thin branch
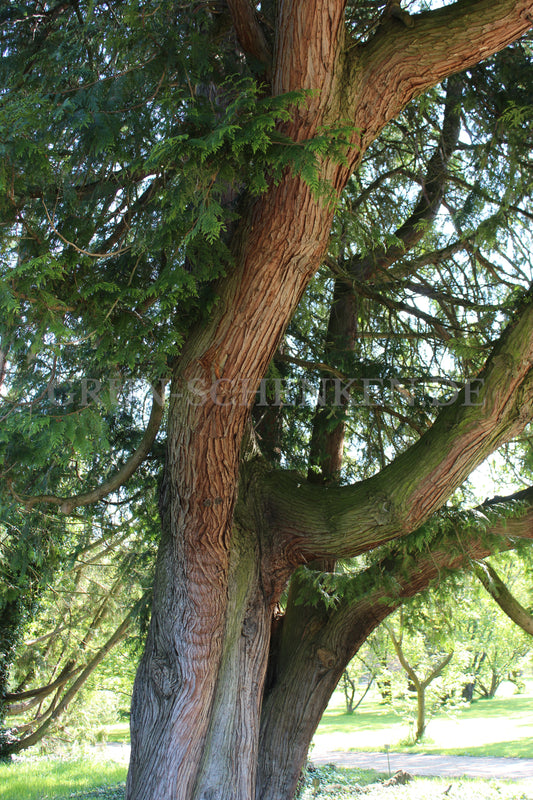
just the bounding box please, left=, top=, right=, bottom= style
left=12, top=383, right=166, bottom=514
left=7, top=598, right=145, bottom=753
left=342, top=75, right=463, bottom=283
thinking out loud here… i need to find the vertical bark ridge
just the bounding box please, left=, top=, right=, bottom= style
left=126, top=3, right=533, bottom=798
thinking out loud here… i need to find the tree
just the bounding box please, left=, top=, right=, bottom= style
left=2, top=3, right=533, bottom=799
left=2, top=528, right=150, bottom=753
left=340, top=656, right=376, bottom=716
left=384, top=611, right=455, bottom=743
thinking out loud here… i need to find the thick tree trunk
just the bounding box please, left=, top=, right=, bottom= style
left=124, top=3, right=533, bottom=797
left=256, top=581, right=386, bottom=800
left=126, top=375, right=294, bottom=800
left=255, top=509, right=533, bottom=800
left=126, top=515, right=276, bottom=800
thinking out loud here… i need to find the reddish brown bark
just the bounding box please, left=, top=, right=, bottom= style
left=126, top=3, right=533, bottom=799
left=256, top=503, right=533, bottom=800
left=227, top=0, right=272, bottom=69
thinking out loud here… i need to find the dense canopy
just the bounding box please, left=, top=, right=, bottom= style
left=2, top=2, right=533, bottom=799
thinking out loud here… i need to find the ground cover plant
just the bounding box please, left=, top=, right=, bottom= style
left=297, top=766, right=533, bottom=800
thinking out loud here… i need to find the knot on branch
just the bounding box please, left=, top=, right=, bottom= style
left=385, top=0, right=414, bottom=28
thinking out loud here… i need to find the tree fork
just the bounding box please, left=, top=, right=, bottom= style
left=256, top=498, right=533, bottom=800
left=125, top=2, right=533, bottom=798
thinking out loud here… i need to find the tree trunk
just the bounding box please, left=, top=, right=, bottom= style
left=254, top=510, right=533, bottom=800
left=256, top=569, right=389, bottom=800
left=127, top=513, right=277, bottom=800
left=124, top=3, right=533, bottom=796
left=342, top=671, right=356, bottom=715
left=415, top=687, right=426, bottom=742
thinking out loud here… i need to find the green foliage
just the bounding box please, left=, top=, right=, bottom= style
left=2, top=0, right=533, bottom=763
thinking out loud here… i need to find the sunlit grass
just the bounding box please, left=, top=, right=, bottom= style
left=312, top=684, right=533, bottom=757
left=104, top=723, right=130, bottom=743
left=4, top=684, right=532, bottom=800
left=0, top=758, right=127, bottom=800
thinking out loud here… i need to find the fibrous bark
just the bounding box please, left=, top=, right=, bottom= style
left=125, top=3, right=533, bottom=799
left=256, top=498, right=533, bottom=800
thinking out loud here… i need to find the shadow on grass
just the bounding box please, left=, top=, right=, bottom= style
left=56, top=787, right=125, bottom=800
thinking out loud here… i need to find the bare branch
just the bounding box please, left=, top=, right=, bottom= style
left=342, top=75, right=463, bottom=283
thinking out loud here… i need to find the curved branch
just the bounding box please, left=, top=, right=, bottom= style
left=473, top=560, right=533, bottom=636
left=257, top=493, right=533, bottom=793
left=259, top=296, right=533, bottom=561
left=350, top=1, right=533, bottom=148
left=14, top=383, right=166, bottom=514
left=4, top=667, right=81, bottom=715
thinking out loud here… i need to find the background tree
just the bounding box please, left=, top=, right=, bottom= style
left=340, top=654, right=377, bottom=716
left=383, top=603, right=461, bottom=742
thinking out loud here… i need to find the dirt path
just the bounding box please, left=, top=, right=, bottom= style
left=311, top=749, right=533, bottom=781
left=101, top=742, right=533, bottom=783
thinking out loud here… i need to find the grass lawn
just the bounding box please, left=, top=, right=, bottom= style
left=312, top=684, right=533, bottom=758
left=3, top=683, right=533, bottom=800
left=0, top=757, right=127, bottom=800
left=2, top=760, right=530, bottom=800
left=104, top=724, right=130, bottom=744
left=104, top=683, right=533, bottom=759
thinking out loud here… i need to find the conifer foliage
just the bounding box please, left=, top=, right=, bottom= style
left=2, top=3, right=533, bottom=799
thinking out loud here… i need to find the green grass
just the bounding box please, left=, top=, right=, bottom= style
left=1, top=748, right=532, bottom=800
left=3, top=685, right=533, bottom=800
left=103, top=724, right=130, bottom=744
left=93, top=686, right=533, bottom=759
left=312, top=686, right=533, bottom=758
left=0, top=758, right=127, bottom=800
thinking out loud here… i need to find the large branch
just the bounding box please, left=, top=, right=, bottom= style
left=257, top=300, right=533, bottom=560
left=257, top=491, right=533, bottom=794
left=319, top=488, right=533, bottom=654
left=473, top=560, right=533, bottom=636
left=13, top=384, right=165, bottom=514
left=348, top=0, right=533, bottom=152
